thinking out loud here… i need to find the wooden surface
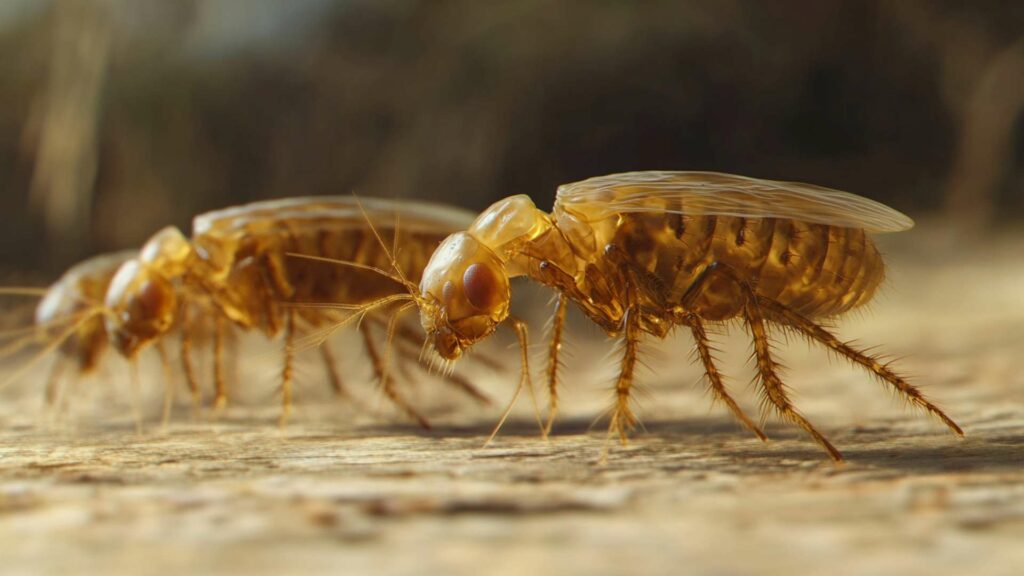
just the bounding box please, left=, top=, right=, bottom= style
left=1, top=226, right=1022, bottom=576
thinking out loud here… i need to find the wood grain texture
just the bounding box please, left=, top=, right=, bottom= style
left=1, top=225, right=1022, bottom=576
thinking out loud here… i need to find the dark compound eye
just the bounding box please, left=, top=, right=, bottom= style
left=131, top=276, right=173, bottom=319
left=135, top=279, right=167, bottom=319
left=463, top=263, right=500, bottom=311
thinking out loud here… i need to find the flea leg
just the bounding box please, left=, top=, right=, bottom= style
left=485, top=316, right=542, bottom=444
left=43, top=358, right=67, bottom=408
left=757, top=296, right=963, bottom=436
left=213, top=316, right=227, bottom=412
left=360, top=322, right=430, bottom=429
left=743, top=291, right=843, bottom=462
left=379, top=318, right=491, bottom=404
left=179, top=307, right=201, bottom=413
left=435, top=366, right=491, bottom=405
left=156, top=340, right=174, bottom=427
left=543, top=293, right=569, bottom=435
left=279, top=309, right=295, bottom=428
left=686, top=314, right=767, bottom=441
left=319, top=340, right=348, bottom=397
left=608, top=310, right=642, bottom=445
left=129, top=360, right=143, bottom=435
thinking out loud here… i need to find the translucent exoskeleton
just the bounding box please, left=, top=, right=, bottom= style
left=1, top=248, right=239, bottom=427
left=102, top=196, right=489, bottom=426
left=1, top=251, right=134, bottom=402
left=381, top=171, right=962, bottom=461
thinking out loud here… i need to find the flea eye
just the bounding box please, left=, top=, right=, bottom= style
left=463, top=264, right=499, bottom=311
left=136, top=280, right=167, bottom=319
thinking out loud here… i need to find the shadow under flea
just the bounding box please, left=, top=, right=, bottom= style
left=360, top=416, right=1024, bottom=475
left=16, top=408, right=1020, bottom=478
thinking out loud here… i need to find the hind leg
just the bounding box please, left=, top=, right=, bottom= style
left=685, top=261, right=842, bottom=461
left=743, top=293, right=843, bottom=461
left=685, top=314, right=766, bottom=441
left=756, top=296, right=963, bottom=436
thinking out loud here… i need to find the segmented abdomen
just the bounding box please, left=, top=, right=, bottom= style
left=191, top=216, right=450, bottom=332
left=272, top=220, right=445, bottom=303
left=615, top=213, right=885, bottom=318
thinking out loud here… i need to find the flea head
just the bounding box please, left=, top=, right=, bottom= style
left=104, top=227, right=190, bottom=357
left=418, top=232, right=509, bottom=359
left=104, top=260, right=177, bottom=357
left=35, top=282, right=101, bottom=369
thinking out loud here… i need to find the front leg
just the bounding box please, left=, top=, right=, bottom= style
left=213, top=315, right=228, bottom=412
left=543, top=293, right=569, bottom=435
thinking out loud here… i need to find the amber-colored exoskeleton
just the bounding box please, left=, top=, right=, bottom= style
left=0, top=250, right=209, bottom=424
left=375, top=171, right=962, bottom=461
left=103, top=196, right=488, bottom=426
left=1, top=251, right=135, bottom=403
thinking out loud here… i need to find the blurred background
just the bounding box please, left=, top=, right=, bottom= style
left=0, top=0, right=1022, bottom=275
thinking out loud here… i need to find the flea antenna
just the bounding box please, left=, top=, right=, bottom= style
left=0, top=287, right=51, bottom=297
left=0, top=307, right=100, bottom=392
left=0, top=309, right=111, bottom=356
left=0, top=330, right=43, bottom=359
left=391, top=210, right=401, bottom=264
left=0, top=323, right=50, bottom=341
left=352, top=195, right=417, bottom=293
left=290, top=294, right=414, bottom=352
left=284, top=293, right=411, bottom=311
left=285, top=252, right=412, bottom=292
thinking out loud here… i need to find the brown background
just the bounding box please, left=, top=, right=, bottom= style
left=0, top=0, right=1022, bottom=273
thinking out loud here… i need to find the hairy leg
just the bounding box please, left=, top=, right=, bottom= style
left=375, top=317, right=491, bottom=405
left=683, top=261, right=841, bottom=460
left=742, top=292, right=843, bottom=461
left=179, top=307, right=201, bottom=412
left=686, top=314, right=767, bottom=441
left=756, top=296, right=963, bottom=436
left=543, top=294, right=569, bottom=435
left=359, top=322, right=430, bottom=429
left=213, top=316, right=227, bottom=412
left=608, top=310, right=642, bottom=444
